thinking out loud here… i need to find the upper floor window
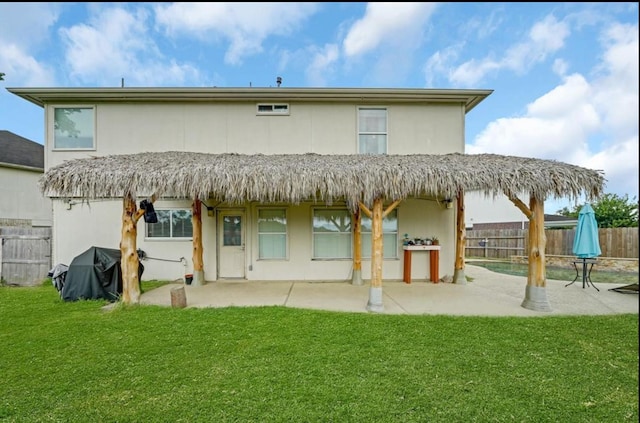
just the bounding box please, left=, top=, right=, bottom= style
left=312, top=208, right=352, bottom=259
left=257, top=103, right=290, bottom=115
left=146, top=209, right=193, bottom=239
left=361, top=209, right=398, bottom=259
left=358, top=107, right=387, bottom=154
left=258, top=208, right=288, bottom=260
left=53, top=107, right=95, bottom=149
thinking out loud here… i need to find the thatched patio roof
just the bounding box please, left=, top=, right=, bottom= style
left=40, top=151, right=605, bottom=209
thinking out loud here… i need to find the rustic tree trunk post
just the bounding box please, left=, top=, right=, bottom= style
left=521, top=196, right=551, bottom=311
left=367, top=197, right=384, bottom=312
left=191, top=197, right=205, bottom=286
left=121, top=193, right=142, bottom=305
left=352, top=208, right=363, bottom=285
left=453, top=191, right=467, bottom=284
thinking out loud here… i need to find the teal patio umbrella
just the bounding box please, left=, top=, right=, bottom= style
left=568, top=204, right=601, bottom=290
left=572, top=204, right=601, bottom=259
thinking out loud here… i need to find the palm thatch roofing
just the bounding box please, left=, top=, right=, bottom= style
left=40, top=151, right=605, bottom=210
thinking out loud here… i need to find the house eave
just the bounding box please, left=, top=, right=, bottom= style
left=0, top=161, right=43, bottom=173
left=6, top=87, right=493, bottom=113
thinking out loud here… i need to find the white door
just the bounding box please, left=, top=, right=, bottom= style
left=218, top=210, right=246, bottom=278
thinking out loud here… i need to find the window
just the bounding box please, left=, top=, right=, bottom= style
left=257, top=103, right=290, bottom=115
left=258, top=208, right=287, bottom=259
left=146, top=209, right=193, bottom=239
left=358, top=107, right=387, bottom=154
left=361, top=209, right=398, bottom=258
left=53, top=107, right=95, bottom=149
left=312, top=209, right=352, bottom=259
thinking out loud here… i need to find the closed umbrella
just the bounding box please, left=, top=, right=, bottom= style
left=568, top=204, right=601, bottom=290
left=573, top=204, right=601, bottom=258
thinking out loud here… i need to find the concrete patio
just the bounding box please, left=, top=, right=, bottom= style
left=139, top=264, right=639, bottom=316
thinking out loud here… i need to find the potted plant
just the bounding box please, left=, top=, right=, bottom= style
left=430, top=236, right=439, bottom=245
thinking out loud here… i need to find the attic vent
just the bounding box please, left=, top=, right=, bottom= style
left=257, top=103, right=289, bottom=115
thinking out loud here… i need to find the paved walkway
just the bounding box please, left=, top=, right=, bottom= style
left=139, top=264, right=639, bottom=316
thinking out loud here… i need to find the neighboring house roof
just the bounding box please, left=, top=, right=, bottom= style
left=40, top=151, right=605, bottom=211
left=544, top=214, right=578, bottom=228
left=0, top=130, right=44, bottom=170
left=7, top=87, right=493, bottom=113
left=545, top=214, right=576, bottom=223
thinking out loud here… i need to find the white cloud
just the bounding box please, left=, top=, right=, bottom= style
left=467, top=73, right=600, bottom=162
left=306, top=44, right=340, bottom=87
left=591, top=23, right=639, bottom=140
left=341, top=2, right=438, bottom=85
left=450, top=14, right=570, bottom=86
left=154, top=2, right=319, bottom=65
left=586, top=136, right=638, bottom=197
left=60, top=6, right=201, bottom=86
left=0, top=3, right=60, bottom=49
left=423, top=46, right=461, bottom=88
left=0, top=3, right=60, bottom=85
left=342, top=2, right=437, bottom=57
left=0, top=44, right=56, bottom=86
left=468, top=21, right=639, bottom=201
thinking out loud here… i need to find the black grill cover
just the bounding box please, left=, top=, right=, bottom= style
left=61, top=246, right=144, bottom=302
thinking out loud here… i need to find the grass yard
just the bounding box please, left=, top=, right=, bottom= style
left=1, top=283, right=638, bottom=422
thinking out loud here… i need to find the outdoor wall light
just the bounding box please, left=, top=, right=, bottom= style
left=201, top=200, right=215, bottom=217
left=65, top=198, right=78, bottom=210
left=444, top=198, right=453, bottom=209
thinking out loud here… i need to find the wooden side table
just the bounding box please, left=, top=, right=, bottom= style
left=403, top=245, right=440, bottom=283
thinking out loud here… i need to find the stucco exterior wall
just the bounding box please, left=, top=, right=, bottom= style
left=45, top=102, right=465, bottom=167
left=0, top=166, right=52, bottom=227
left=51, top=197, right=457, bottom=282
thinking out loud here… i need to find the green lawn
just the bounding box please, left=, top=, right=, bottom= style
left=1, top=283, right=638, bottom=422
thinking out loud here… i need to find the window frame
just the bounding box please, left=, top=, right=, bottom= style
left=51, top=105, right=97, bottom=151
left=357, top=106, right=388, bottom=155
left=257, top=207, right=289, bottom=260
left=256, top=103, right=290, bottom=116
left=145, top=208, right=193, bottom=240
left=312, top=207, right=352, bottom=260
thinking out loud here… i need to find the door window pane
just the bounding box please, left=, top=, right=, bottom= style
left=223, top=215, right=242, bottom=246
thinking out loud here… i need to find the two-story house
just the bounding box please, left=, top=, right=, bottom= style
left=7, top=87, right=604, bottom=312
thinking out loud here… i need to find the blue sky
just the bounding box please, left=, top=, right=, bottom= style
left=1, top=2, right=638, bottom=212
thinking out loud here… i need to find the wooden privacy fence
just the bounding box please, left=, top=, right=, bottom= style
left=0, top=226, right=51, bottom=286
left=466, top=227, right=639, bottom=259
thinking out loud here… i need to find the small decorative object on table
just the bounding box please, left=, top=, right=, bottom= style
left=430, top=236, right=439, bottom=246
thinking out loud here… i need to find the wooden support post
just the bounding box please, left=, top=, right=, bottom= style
left=521, top=196, right=551, bottom=311
left=120, top=193, right=156, bottom=305
left=367, top=197, right=384, bottom=312
left=352, top=208, right=363, bottom=285
left=170, top=286, right=187, bottom=308
left=453, top=191, right=467, bottom=284
left=121, top=193, right=142, bottom=305
left=192, top=198, right=205, bottom=286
